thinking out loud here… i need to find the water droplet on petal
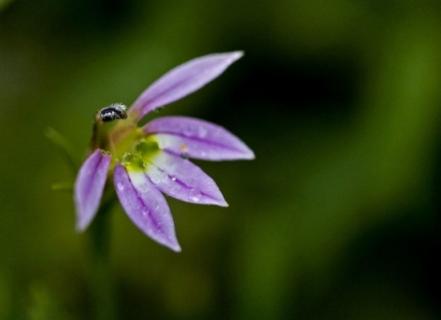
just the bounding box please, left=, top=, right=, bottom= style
left=141, top=210, right=149, bottom=217
left=198, top=126, right=207, bottom=138
left=183, top=126, right=193, bottom=136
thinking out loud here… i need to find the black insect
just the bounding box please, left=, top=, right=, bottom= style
left=97, top=103, right=128, bottom=122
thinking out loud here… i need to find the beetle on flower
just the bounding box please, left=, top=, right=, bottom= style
left=74, top=51, right=254, bottom=252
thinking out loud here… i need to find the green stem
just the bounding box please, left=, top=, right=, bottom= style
left=88, top=195, right=117, bottom=320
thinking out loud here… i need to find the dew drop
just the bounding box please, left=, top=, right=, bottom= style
left=183, top=125, right=194, bottom=136
left=198, top=126, right=207, bottom=138
left=141, top=210, right=149, bottom=217
left=189, top=189, right=200, bottom=200
left=149, top=174, right=161, bottom=184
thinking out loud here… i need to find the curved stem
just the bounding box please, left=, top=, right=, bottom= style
left=88, top=195, right=117, bottom=320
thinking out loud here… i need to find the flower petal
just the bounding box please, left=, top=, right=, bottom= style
left=129, top=51, right=243, bottom=120
left=144, top=116, right=255, bottom=160
left=113, top=164, right=181, bottom=252
left=145, top=151, right=228, bottom=207
left=74, top=149, right=111, bottom=231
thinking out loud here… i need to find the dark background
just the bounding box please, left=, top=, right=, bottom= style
left=1, top=0, right=441, bottom=319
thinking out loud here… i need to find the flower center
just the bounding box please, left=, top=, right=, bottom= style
left=120, top=138, right=160, bottom=172
left=92, top=103, right=159, bottom=168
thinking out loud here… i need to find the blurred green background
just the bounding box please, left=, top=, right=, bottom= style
left=2, top=0, right=441, bottom=319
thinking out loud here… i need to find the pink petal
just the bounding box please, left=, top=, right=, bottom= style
left=145, top=151, right=228, bottom=207
left=74, top=149, right=111, bottom=231
left=113, top=164, right=181, bottom=252
left=129, top=51, right=243, bottom=120
left=144, top=116, right=255, bottom=161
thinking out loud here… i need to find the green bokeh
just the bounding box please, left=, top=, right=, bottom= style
left=2, top=1, right=441, bottom=319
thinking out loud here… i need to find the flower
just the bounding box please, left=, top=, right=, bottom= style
left=74, top=51, right=254, bottom=252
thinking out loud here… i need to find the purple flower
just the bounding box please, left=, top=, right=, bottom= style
left=74, top=51, right=254, bottom=252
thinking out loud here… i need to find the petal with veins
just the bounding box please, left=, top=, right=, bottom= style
left=145, top=151, right=228, bottom=207
left=144, top=116, right=255, bottom=161
left=74, top=149, right=111, bottom=231
left=113, top=164, right=181, bottom=252
left=129, top=51, right=243, bottom=119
